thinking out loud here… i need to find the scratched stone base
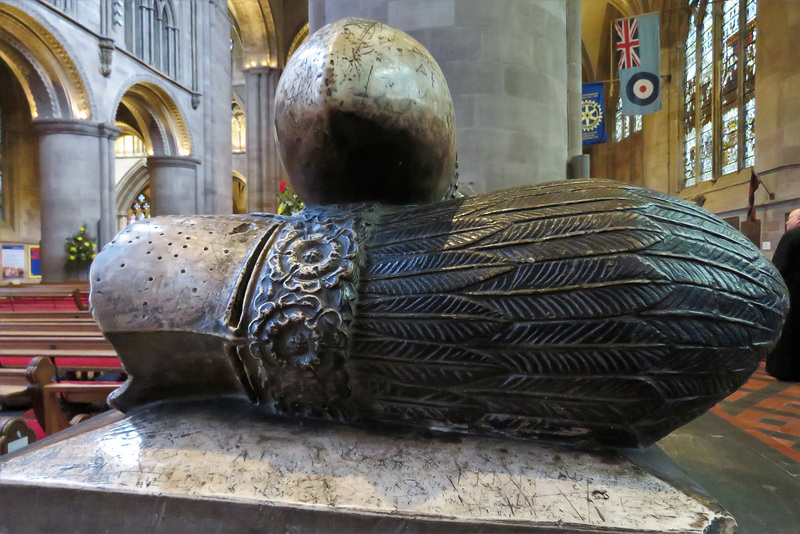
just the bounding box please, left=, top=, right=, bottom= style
left=0, top=399, right=736, bottom=534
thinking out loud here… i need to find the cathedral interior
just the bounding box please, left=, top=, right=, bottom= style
left=0, top=1, right=799, bottom=532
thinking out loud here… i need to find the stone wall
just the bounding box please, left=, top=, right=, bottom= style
left=308, top=0, right=570, bottom=193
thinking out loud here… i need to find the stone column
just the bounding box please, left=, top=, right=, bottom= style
left=753, top=0, right=800, bottom=247
left=244, top=66, right=283, bottom=213
left=566, top=0, right=585, bottom=178
left=147, top=156, right=201, bottom=216
left=99, top=124, right=121, bottom=245
left=33, top=119, right=110, bottom=282
left=201, top=0, right=233, bottom=215
left=308, top=0, right=569, bottom=193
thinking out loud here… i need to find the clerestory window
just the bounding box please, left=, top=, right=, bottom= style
left=124, top=0, right=179, bottom=79
left=684, top=0, right=756, bottom=187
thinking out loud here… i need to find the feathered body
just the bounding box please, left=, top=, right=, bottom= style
left=91, top=180, right=788, bottom=447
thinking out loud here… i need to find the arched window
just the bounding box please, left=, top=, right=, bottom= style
left=115, top=134, right=147, bottom=158
left=615, top=98, right=642, bottom=142
left=124, top=0, right=179, bottom=79
left=128, top=193, right=151, bottom=225
left=232, top=102, right=246, bottom=153
left=684, top=0, right=757, bottom=187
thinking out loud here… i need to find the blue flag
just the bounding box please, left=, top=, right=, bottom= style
left=617, top=13, right=661, bottom=116
left=582, top=82, right=607, bottom=146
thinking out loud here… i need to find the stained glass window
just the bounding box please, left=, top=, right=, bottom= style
left=685, top=127, right=697, bottom=187
left=745, top=96, right=756, bottom=167
left=701, top=121, right=713, bottom=182
left=615, top=96, right=641, bottom=141
left=128, top=193, right=151, bottom=225
left=684, top=0, right=757, bottom=187
left=721, top=107, right=738, bottom=175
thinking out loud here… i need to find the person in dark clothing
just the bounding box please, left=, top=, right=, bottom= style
left=767, top=209, right=800, bottom=381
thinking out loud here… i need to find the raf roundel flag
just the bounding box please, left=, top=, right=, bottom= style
left=582, top=82, right=607, bottom=146
left=617, top=13, right=661, bottom=116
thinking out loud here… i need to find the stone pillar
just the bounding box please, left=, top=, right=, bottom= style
left=566, top=0, right=584, bottom=177
left=753, top=0, right=800, bottom=247
left=147, top=156, right=201, bottom=216
left=33, top=119, right=110, bottom=282
left=201, top=0, right=233, bottom=215
left=244, top=66, right=283, bottom=213
left=308, top=0, right=569, bottom=193
left=99, top=124, right=121, bottom=245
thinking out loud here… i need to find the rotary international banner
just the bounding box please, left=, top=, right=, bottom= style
left=582, top=82, right=608, bottom=146
left=616, top=12, right=661, bottom=116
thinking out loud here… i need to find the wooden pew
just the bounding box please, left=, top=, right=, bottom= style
left=0, top=416, right=37, bottom=455
left=0, top=323, right=103, bottom=335
left=0, top=336, right=114, bottom=351
left=0, top=283, right=89, bottom=311
left=0, top=367, right=30, bottom=409
left=0, top=310, right=94, bottom=321
left=0, top=288, right=125, bottom=436
left=24, top=356, right=122, bottom=435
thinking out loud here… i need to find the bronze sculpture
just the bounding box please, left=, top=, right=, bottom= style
left=90, top=19, right=788, bottom=448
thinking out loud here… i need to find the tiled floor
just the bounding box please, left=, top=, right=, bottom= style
left=656, top=363, right=800, bottom=534
left=711, top=364, right=800, bottom=463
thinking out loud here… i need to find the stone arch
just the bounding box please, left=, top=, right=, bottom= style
left=0, top=2, right=93, bottom=119
left=115, top=159, right=150, bottom=223
left=286, top=22, right=308, bottom=63
left=110, top=76, right=192, bottom=157
left=232, top=170, right=247, bottom=214
left=228, top=0, right=278, bottom=68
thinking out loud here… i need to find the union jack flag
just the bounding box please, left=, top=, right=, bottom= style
left=615, top=18, right=641, bottom=70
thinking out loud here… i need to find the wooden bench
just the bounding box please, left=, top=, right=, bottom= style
left=0, top=310, right=94, bottom=321
left=22, top=355, right=122, bottom=435
left=0, top=321, right=102, bottom=334
left=0, top=283, right=90, bottom=311
left=0, top=306, right=123, bottom=435
left=0, top=336, right=114, bottom=351
left=0, top=416, right=37, bottom=455
left=1, top=354, right=122, bottom=435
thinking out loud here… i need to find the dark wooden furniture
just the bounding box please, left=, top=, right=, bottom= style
left=0, top=282, right=90, bottom=311
left=0, top=416, right=37, bottom=455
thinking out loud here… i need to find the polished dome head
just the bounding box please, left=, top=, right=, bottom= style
left=274, top=18, right=456, bottom=206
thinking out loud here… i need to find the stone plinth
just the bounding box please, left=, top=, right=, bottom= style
left=0, top=399, right=735, bottom=533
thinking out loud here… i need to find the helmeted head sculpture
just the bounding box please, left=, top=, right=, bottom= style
left=274, top=18, right=457, bottom=206
left=90, top=19, right=789, bottom=449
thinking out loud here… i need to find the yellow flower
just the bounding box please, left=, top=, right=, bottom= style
left=84, top=241, right=90, bottom=247
left=79, top=227, right=85, bottom=232
left=69, top=255, right=76, bottom=261
left=76, top=236, right=83, bottom=241
left=69, top=246, right=77, bottom=252
left=91, top=254, right=96, bottom=259
left=278, top=203, right=286, bottom=215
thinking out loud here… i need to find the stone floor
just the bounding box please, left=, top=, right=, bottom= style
left=656, top=364, right=800, bottom=534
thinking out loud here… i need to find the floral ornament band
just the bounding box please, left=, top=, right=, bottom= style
left=240, top=210, right=363, bottom=418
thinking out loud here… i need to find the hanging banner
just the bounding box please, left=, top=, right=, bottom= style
left=616, top=13, right=661, bottom=116
left=582, top=82, right=608, bottom=145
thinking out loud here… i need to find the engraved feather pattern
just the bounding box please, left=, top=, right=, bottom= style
left=347, top=179, right=788, bottom=447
